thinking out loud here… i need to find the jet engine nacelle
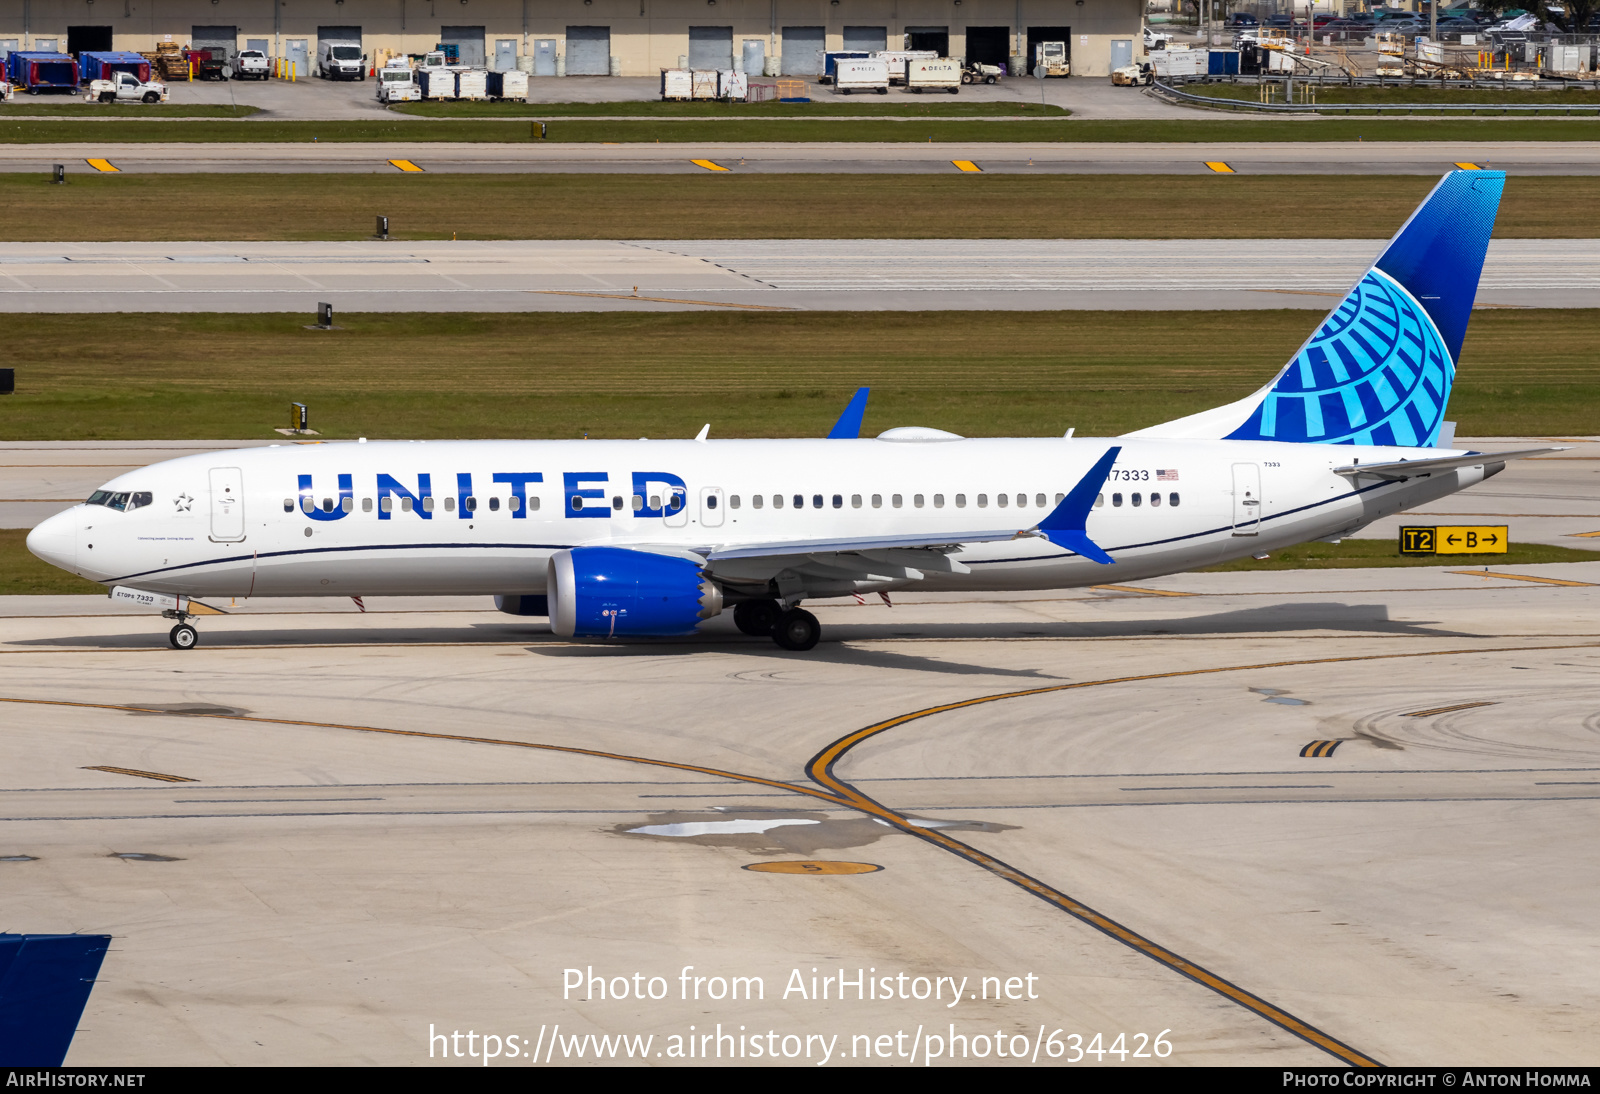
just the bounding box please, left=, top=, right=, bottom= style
left=547, top=547, right=723, bottom=638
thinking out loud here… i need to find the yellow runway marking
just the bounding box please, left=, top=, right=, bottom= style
left=85, top=158, right=119, bottom=173
left=1449, top=570, right=1596, bottom=587
left=952, top=160, right=982, bottom=172
left=1454, top=161, right=1484, bottom=169
left=388, top=159, right=424, bottom=172
left=744, top=860, right=882, bottom=875
left=1091, top=584, right=1194, bottom=598
left=1204, top=161, right=1235, bottom=173
left=1569, top=530, right=1600, bottom=538
left=691, top=159, right=729, bottom=171
left=82, top=765, right=197, bottom=783
left=1404, top=700, right=1497, bottom=717
left=1299, top=740, right=1343, bottom=758
left=532, top=290, right=794, bottom=311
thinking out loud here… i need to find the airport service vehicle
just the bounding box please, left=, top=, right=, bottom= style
left=86, top=71, right=168, bottom=104
left=1037, top=41, right=1071, bottom=76
left=960, top=62, right=1004, bottom=84
left=28, top=171, right=1559, bottom=654
left=376, top=62, right=419, bottom=102
left=834, top=58, right=890, bottom=94
left=233, top=49, right=270, bottom=80
left=1112, top=61, right=1154, bottom=85
left=317, top=39, right=367, bottom=80
left=906, top=57, right=962, bottom=93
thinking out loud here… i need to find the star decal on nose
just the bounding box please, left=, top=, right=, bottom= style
left=174, top=492, right=193, bottom=512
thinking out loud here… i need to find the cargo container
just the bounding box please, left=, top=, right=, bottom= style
left=486, top=68, right=528, bottom=100
left=6, top=52, right=79, bottom=92
left=456, top=69, right=488, bottom=100
left=79, top=51, right=152, bottom=84
left=660, top=67, right=692, bottom=99
left=874, top=49, right=938, bottom=82
left=691, top=69, right=720, bottom=99
left=421, top=68, right=458, bottom=100
left=719, top=69, right=747, bottom=99
left=906, top=57, right=961, bottom=93
left=819, top=51, right=871, bottom=82
left=1207, top=49, right=1240, bottom=75
left=833, top=57, right=889, bottom=94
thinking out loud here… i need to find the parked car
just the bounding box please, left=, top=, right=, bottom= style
left=1225, top=12, right=1259, bottom=26
left=1320, top=19, right=1373, bottom=37
left=232, top=49, right=270, bottom=80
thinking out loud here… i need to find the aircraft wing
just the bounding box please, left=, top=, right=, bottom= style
left=706, top=528, right=1026, bottom=562
left=1332, top=446, right=1566, bottom=480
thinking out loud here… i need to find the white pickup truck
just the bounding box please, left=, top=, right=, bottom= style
left=233, top=49, right=270, bottom=80
left=85, top=71, right=169, bottom=104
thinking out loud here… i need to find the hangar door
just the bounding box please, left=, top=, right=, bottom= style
left=67, top=26, right=113, bottom=56
left=965, top=26, right=1010, bottom=66
left=688, top=27, right=733, bottom=70
left=906, top=26, right=949, bottom=55
left=843, top=26, right=887, bottom=52
left=780, top=26, right=824, bottom=75
left=191, top=25, right=238, bottom=62
left=565, top=26, right=610, bottom=75
left=439, top=26, right=486, bottom=68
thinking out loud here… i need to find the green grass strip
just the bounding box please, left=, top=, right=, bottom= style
left=1200, top=537, right=1600, bottom=571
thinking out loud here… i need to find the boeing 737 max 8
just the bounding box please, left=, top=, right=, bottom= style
left=26, top=171, right=1558, bottom=651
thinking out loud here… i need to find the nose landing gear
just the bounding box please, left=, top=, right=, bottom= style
left=162, top=608, right=199, bottom=650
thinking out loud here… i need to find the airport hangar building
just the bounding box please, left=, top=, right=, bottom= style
left=1, top=0, right=1143, bottom=80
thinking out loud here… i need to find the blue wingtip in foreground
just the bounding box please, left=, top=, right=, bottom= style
left=1128, top=169, right=1505, bottom=449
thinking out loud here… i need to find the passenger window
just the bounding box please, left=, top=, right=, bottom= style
left=832, top=494, right=843, bottom=509
left=1056, top=493, right=1065, bottom=505
left=283, top=498, right=293, bottom=512
left=705, top=495, right=717, bottom=510
left=812, top=494, right=823, bottom=509
left=773, top=495, right=784, bottom=509
left=1016, top=494, right=1026, bottom=508
left=529, top=496, right=540, bottom=511
left=466, top=496, right=478, bottom=512
left=301, top=497, right=315, bottom=514
left=871, top=494, right=882, bottom=508
left=571, top=496, right=583, bottom=511
left=669, top=494, right=683, bottom=512
left=753, top=495, right=764, bottom=510
left=997, top=494, right=1008, bottom=508
left=955, top=494, right=966, bottom=508
left=321, top=497, right=334, bottom=513
left=341, top=497, right=354, bottom=513
left=489, top=497, right=501, bottom=512
left=914, top=494, right=925, bottom=508
left=977, top=494, right=988, bottom=508
left=363, top=497, right=373, bottom=513
left=793, top=494, right=803, bottom=509
left=1112, top=493, right=1123, bottom=507
left=1036, top=494, right=1046, bottom=508
left=381, top=497, right=394, bottom=513
left=510, top=496, right=522, bottom=512
left=851, top=494, right=861, bottom=509
left=651, top=495, right=662, bottom=509
left=1150, top=492, right=1161, bottom=508
left=933, top=494, right=944, bottom=508
left=614, top=495, right=625, bottom=511
left=1132, top=493, right=1142, bottom=507
left=402, top=497, right=414, bottom=512
left=1170, top=492, right=1180, bottom=507
left=729, top=495, right=740, bottom=510
left=445, top=497, right=457, bottom=512
left=1094, top=493, right=1104, bottom=508
left=422, top=496, right=435, bottom=512
left=891, top=494, right=902, bottom=508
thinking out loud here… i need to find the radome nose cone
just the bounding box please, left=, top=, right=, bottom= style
left=25, top=511, right=76, bottom=573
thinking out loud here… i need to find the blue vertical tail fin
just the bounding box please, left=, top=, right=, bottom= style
left=1127, top=170, right=1505, bottom=448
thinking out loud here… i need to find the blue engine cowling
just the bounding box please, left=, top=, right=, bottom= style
left=547, top=547, right=723, bottom=638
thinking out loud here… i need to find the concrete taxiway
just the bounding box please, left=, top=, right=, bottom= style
left=0, top=238, right=1595, bottom=314
left=2, top=558, right=1599, bottom=1065
left=5, top=138, right=1600, bottom=176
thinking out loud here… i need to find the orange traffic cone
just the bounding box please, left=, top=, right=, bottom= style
left=369, top=63, right=376, bottom=76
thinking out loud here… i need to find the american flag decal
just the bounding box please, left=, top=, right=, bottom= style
left=1157, top=469, right=1179, bottom=481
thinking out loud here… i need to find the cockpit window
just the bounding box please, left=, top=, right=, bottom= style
left=85, top=489, right=152, bottom=511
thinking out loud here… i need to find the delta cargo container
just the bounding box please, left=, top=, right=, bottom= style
left=79, top=51, right=152, bottom=84
left=6, top=51, right=79, bottom=92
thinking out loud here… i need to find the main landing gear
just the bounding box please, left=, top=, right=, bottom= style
left=164, top=609, right=199, bottom=650
left=733, top=598, right=821, bottom=651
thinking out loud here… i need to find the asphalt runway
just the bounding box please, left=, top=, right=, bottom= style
left=5, top=138, right=1600, bottom=175
left=0, top=238, right=1594, bottom=314
left=3, top=460, right=1599, bottom=1063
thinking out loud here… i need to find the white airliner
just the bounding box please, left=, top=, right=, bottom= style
left=27, top=170, right=1556, bottom=651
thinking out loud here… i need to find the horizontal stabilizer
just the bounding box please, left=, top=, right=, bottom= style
left=0, top=933, right=112, bottom=1066
left=1333, top=446, right=1565, bottom=480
